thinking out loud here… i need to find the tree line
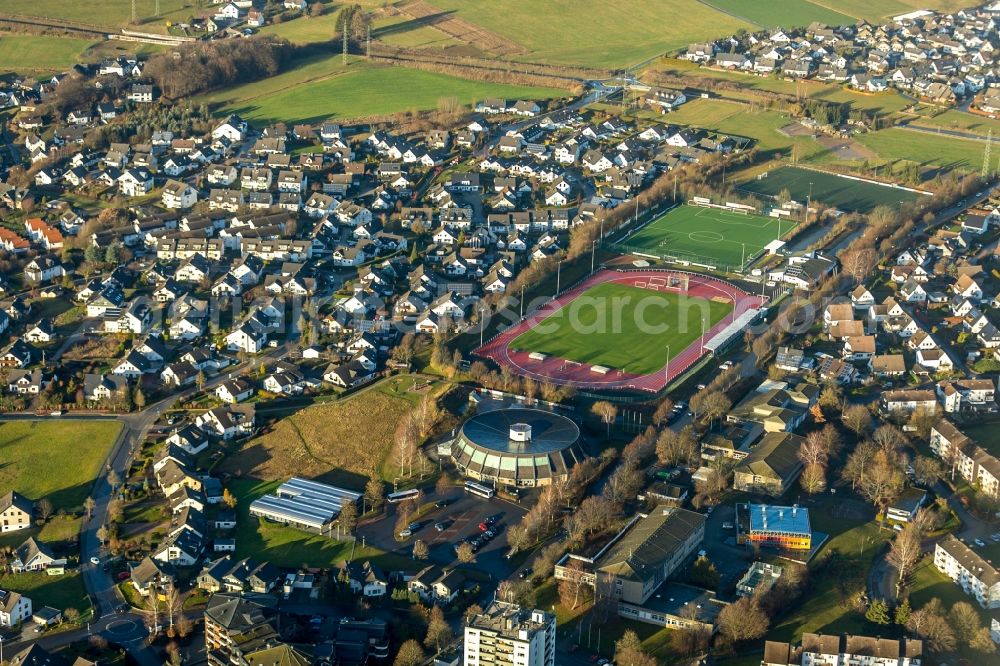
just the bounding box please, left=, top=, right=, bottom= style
left=144, top=36, right=296, bottom=99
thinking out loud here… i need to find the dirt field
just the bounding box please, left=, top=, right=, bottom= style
left=61, top=336, right=126, bottom=361
left=398, top=0, right=527, bottom=55
left=816, top=134, right=875, bottom=161
left=220, top=387, right=416, bottom=486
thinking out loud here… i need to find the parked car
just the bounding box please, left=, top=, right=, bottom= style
left=974, top=538, right=987, bottom=547
left=398, top=529, right=412, bottom=538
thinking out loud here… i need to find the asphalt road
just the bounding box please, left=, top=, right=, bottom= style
left=0, top=340, right=295, bottom=662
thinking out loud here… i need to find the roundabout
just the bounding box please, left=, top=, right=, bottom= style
left=104, top=618, right=141, bottom=637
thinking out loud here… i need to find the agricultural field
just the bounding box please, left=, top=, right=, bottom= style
left=510, top=282, right=734, bottom=375
left=810, top=0, right=969, bottom=22
left=201, top=57, right=565, bottom=124
left=0, top=420, right=123, bottom=509
left=220, top=377, right=441, bottom=486
left=619, top=204, right=797, bottom=268
left=854, top=127, right=986, bottom=172
left=371, top=13, right=465, bottom=50
left=699, top=0, right=853, bottom=29
left=429, top=0, right=752, bottom=67
left=0, top=0, right=192, bottom=28
left=0, top=34, right=99, bottom=73
left=738, top=165, right=926, bottom=213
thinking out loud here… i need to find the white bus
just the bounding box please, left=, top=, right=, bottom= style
left=387, top=488, right=420, bottom=503
left=464, top=481, right=495, bottom=499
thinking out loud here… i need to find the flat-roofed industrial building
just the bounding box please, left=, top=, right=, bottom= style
left=738, top=503, right=812, bottom=550
left=249, top=477, right=361, bottom=533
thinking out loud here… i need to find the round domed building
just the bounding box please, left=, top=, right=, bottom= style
left=450, top=408, right=586, bottom=488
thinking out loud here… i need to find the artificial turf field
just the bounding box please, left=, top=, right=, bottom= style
left=617, top=205, right=797, bottom=271
left=737, top=165, right=924, bottom=213
left=509, top=282, right=734, bottom=375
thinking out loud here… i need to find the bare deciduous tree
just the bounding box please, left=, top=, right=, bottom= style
left=887, top=524, right=922, bottom=596
left=800, top=463, right=827, bottom=494
left=717, top=597, right=770, bottom=642
left=591, top=401, right=618, bottom=436
left=842, top=404, right=873, bottom=436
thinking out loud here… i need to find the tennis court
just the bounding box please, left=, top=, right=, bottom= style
left=738, top=165, right=926, bottom=213
left=615, top=204, right=796, bottom=271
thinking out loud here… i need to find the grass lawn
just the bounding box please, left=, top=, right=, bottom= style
left=0, top=420, right=122, bottom=509
left=737, top=165, right=925, bottom=213
left=0, top=35, right=99, bottom=73
left=621, top=204, right=797, bottom=268
left=221, top=376, right=438, bottom=485
left=770, top=524, right=889, bottom=642
left=202, top=57, right=565, bottom=125
left=906, top=555, right=995, bottom=661
left=0, top=570, right=90, bottom=614
left=669, top=101, right=830, bottom=160
left=854, top=127, right=985, bottom=172
left=430, top=0, right=751, bottom=68
left=0, top=515, right=82, bottom=551
left=909, top=109, right=1000, bottom=138
left=959, top=420, right=1000, bottom=457
left=809, top=86, right=915, bottom=116
left=260, top=3, right=344, bottom=44
left=699, top=0, right=853, bottom=28
left=771, top=497, right=888, bottom=642
left=655, top=97, right=745, bottom=127
left=907, top=556, right=976, bottom=611
left=510, top=282, right=734, bottom=375
left=229, top=479, right=419, bottom=572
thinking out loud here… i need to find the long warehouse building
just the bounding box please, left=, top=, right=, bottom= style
left=249, top=477, right=361, bottom=533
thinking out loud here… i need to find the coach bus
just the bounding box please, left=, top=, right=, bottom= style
left=386, top=488, right=421, bottom=503
left=464, top=481, right=495, bottom=499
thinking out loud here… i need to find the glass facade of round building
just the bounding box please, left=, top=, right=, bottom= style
left=451, top=408, right=586, bottom=488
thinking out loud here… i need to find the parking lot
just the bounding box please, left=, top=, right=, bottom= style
left=699, top=503, right=754, bottom=593
left=361, top=485, right=528, bottom=579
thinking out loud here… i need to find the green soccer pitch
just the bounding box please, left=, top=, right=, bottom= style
left=615, top=204, right=798, bottom=271
left=509, top=282, right=734, bottom=375
left=737, top=165, right=924, bottom=214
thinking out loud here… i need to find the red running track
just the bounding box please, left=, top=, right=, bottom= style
left=474, top=269, right=765, bottom=392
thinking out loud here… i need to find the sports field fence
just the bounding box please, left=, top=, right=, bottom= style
left=607, top=241, right=749, bottom=274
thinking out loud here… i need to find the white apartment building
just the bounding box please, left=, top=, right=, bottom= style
left=464, top=601, right=556, bottom=666
left=934, top=535, right=1000, bottom=608
left=929, top=419, right=1000, bottom=499
left=764, top=633, right=922, bottom=666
